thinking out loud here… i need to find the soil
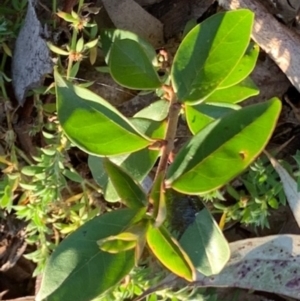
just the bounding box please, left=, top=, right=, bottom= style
left=1, top=0, right=300, bottom=300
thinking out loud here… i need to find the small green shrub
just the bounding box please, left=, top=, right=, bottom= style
left=36, top=9, right=283, bottom=301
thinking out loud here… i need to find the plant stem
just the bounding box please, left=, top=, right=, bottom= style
left=78, top=0, right=85, bottom=13
left=0, top=52, right=7, bottom=71
left=52, top=0, right=57, bottom=29
left=66, top=29, right=78, bottom=79
left=84, top=180, right=102, bottom=193
left=154, top=85, right=181, bottom=182
left=66, top=0, right=86, bottom=79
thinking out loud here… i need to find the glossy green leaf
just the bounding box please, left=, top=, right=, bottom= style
left=100, top=29, right=157, bottom=65
left=55, top=70, right=151, bottom=156
left=109, top=39, right=161, bottom=90
left=204, top=77, right=259, bottom=104
left=103, top=158, right=147, bottom=209
left=185, top=102, right=240, bottom=135
left=134, top=100, right=170, bottom=121
left=63, top=169, right=83, bottom=183
left=88, top=155, right=118, bottom=202
left=89, top=148, right=159, bottom=203
left=130, top=118, right=167, bottom=140
left=220, top=43, right=259, bottom=88
left=172, top=10, right=254, bottom=103
left=180, top=207, right=230, bottom=276
left=166, top=98, right=281, bottom=194
left=37, top=209, right=141, bottom=301
left=98, top=220, right=149, bottom=255
left=88, top=116, right=165, bottom=202
left=146, top=225, right=196, bottom=281
left=0, top=185, right=12, bottom=209
left=98, top=239, right=137, bottom=254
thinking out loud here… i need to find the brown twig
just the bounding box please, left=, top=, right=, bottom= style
left=153, top=85, right=181, bottom=182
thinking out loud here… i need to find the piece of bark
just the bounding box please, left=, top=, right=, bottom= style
left=218, top=0, right=300, bottom=93
left=101, top=0, right=164, bottom=47
left=12, top=0, right=53, bottom=105
left=0, top=216, right=27, bottom=272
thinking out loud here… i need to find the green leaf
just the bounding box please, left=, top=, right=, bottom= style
left=171, top=10, right=254, bottom=103
left=98, top=239, right=137, bottom=254
left=88, top=155, right=118, bottom=202
left=100, top=29, right=157, bottom=65
left=185, top=102, right=240, bottom=135
left=37, top=208, right=142, bottom=301
left=103, top=158, right=147, bottom=209
left=55, top=69, right=152, bottom=156
left=76, top=37, right=84, bottom=52
left=109, top=39, right=161, bottom=90
left=134, top=100, right=170, bottom=121
left=88, top=117, right=164, bottom=202
left=62, top=169, right=83, bottom=183
left=89, top=148, right=159, bottom=203
left=47, top=42, right=69, bottom=56
left=130, top=118, right=167, bottom=140
left=70, top=61, right=80, bottom=78
left=98, top=220, right=149, bottom=255
left=220, top=43, right=259, bottom=88
left=84, top=38, right=99, bottom=50
left=166, top=98, right=281, bottom=194
left=0, top=185, right=12, bottom=210
left=21, top=166, right=45, bottom=176
left=204, top=77, right=259, bottom=104
left=180, top=207, right=230, bottom=276
left=146, top=225, right=196, bottom=281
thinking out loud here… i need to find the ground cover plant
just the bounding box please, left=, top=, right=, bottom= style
left=2, top=0, right=300, bottom=300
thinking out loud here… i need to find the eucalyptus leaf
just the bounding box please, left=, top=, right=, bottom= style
left=166, top=98, right=281, bottom=194
left=149, top=235, right=300, bottom=300
left=171, top=10, right=254, bottom=103
left=194, top=235, right=300, bottom=300
left=37, top=208, right=142, bottom=301
left=180, top=207, right=230, bottom=276
left=109, top=39, right=161, bottom=90
left=55, top=69, right=152, bottom=156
